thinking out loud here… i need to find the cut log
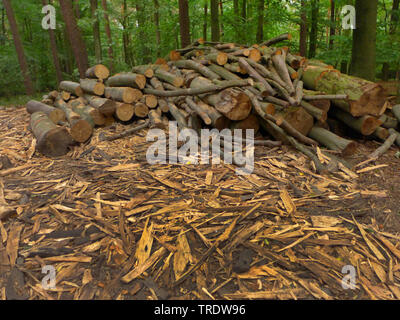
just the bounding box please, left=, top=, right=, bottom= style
left=149, top=109, right=165, bottom=129
left=26, top=100, right=65, bottom=124
left=368, top=133, right=398, bottom=159
left=71, top=103, right=106, bottom=126
left=300, top=100, right=328, bottom=122
left=238, top=58, right=276, bottom=96
left=230, top=114, right=260, bottom=134
left=302, top=66, right=387, bottom=117
left=84, top=95, right=116, bottom=116
left=105, top=87, right=143, bottom=104
left=134, top=102, right=149, bottom=118
left=379, top=114, right=398, bottom=129
left=54, top=99, right=93, bottom=143
left=80, top=79, right=105, bottom=96
left=59, top=81, right=84, bottom=96
left=30, top=112, right=72, bottom=157
left=85, top=64, right=110, bottom=80
left=115, top=102, right=135, bottom=122
left=61, top=91, right=71, bottom=101
left=276, top=106, right=314, bottom=136
left=190, top=77, right=251, bottom=121
left=154, top=69, right=184, bottom=87
left=184, top=97, right=212, bottom=126
left=331, top=108, right=383, bottom=136
left=203, top=52, right=228, bottom=66
left=308, top=126, right=357, bottom=156
left=105, top=72, right=146, bottom=89
left=131, top=65, right=155, bottom=78
left=392, top=105, right=400, bottom=122
left=142, top=95, right=158, bottom=109
left=208, top=64, right=242, bottom=81
left=168, top=102, right=187, bottom=129
left=260, top=33, right=292, bottom=47
left=373, top=127, right=390, bottom=140
left=248, top=48, right=262, bottom=62
left=271, top=50, right=295, bottom=94
left=388, top=129, right=400, bottom=147
left=195, top=99, right=231, bottom=130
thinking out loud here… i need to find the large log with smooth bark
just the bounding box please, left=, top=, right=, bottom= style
left=308, top=126, right=357, bottom=156
left=331, top=107, right=383, bottom=136
left=105, top=72, right=146, bottom=89
left=85, top=64, right=110, bottom=80
left=80, top=79, right=105, bottom=96
left=104, top=87, right=143, bottom=104
left=276, top=106, right=314, bottom=136
left=59, top=81, right=84, bottom=96
left=302, top=66, right=387, bottom=117
left=84, top=95, right=116, bottom=116
left=26, top=100, right=65, bottom=124
left=30, top=112, right=72, bottom=157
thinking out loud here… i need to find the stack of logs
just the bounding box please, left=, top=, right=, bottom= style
left=27, top=34, right=400, bottom=171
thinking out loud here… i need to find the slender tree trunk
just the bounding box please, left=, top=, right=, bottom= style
left=233, top=0, right=239, bottom=40
left=74, top=0, right=80, bottom=19
left=309, top=0, right=319, bottom=58
left=59, top=0, right=89, bottom=78
left=241, top=0, right=247, bottom=43
left=299, top=0, right=307, bottom=57
left=178, top=0, right=190, bottom=48
left=42, top=0, right=62, bottom=85
left=1, top=6, right=5, bottom=45
left=210, top=0, right=220, bottom=42
left=136, top=1, right=151, bottom=63
left=90, top=0, right=102, bottom=63
left=153, top=0, right=161, bottom=56
left=101, top=0, right=114, bottom=73
left=350, top=0, right=378, bottom=81
left=256, top=0, right=264, bottom=43
left=122, top=0, right=131, bottom=65
left=219, top=0, right=224, bottom=38
left=203, top=2, right=208, bottom=41
left=2, top=0, right=34, bottom=95
left=383, top=0, right=399, bottom=80
left=329, top=0, right=335, bottom=49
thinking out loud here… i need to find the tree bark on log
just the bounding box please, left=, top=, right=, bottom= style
left=373, top=127, right=390, bottom=140
left=300, top=100, right=328, bottom=122
left=260, top=33, right=292, bottom=47
left=71, top=103, right=106, bottom=126
left=59, top=81, right=84, bottom=96
left=392, top=105, right=400, bottom=122
left=230, top=114, right=260, bottom=134
left=331, top=108, right=383, bottom=136
left=30, top=112, right=72, bottom=157
left=105, top=72, right=146, bottom=89
left=84, top=95, right=116, bottom=116
left=85, top=65, right=110, bottom=80
left=131, top=65, right=155, bottom=78
left=238, top=58, right=276, bottom=96
left=379, top=114, right=398, bottom=129
left=308, top=126, right=357, bottom=156
left=388, top=128, right=400, bottom=147
left=171, top=60, right=221, bottom=80
left=194, top=99, right=231, bottom=129
left=190, top=77, right=251, bottom=121
left=134, top=102, right=149, bottom=118
left=368, top=133, right=398, bottom=159
left=80, top=79, right=105, bottom=96
left=276, top=106, right=314, bottom=136
left=105, top=87, right=143, bottom=104
left=26, top=100, right=65, bottom=124
left=149, top=109, right=165, bottom=129
left=154, top=69, right=184, bottom=87
left=302, top=66, right=387, bottom=117
left=271, top=50, right=295, bottom=94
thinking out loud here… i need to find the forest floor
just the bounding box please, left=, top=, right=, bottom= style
left=1, top=106, right=400, bottom=300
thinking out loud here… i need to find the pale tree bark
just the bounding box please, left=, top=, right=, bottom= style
left=350, top=0, right=378, bottom=81
left=2, top=0, right=34, bottom=95
left=203, top=2, right=208, bottom=41
left=59, top=0, right=89, bottom=78
left=178, top=0, right=190, bottom=48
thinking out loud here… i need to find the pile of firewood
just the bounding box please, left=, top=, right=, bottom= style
left=26, top=34, right=400, bottom=171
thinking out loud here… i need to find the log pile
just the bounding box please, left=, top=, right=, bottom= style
left=27, top=34, right=398, bottom=168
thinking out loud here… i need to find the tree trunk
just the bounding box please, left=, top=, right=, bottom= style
left=101, top=0, right=114, bottom=73
left=350, top=0, right=378, bottom=81
left=210, top=0, right=220, bottom=42
left=329, top=0, right=335, bottom=50
left=59, top=0, right=89, bottom=78
left=203, top=2, right=208, bottom=41
left=382, top=0, right=400, bottom=80
left=106, top=73, right=146, bottom=89
left=256, top=0, right=264, bottom=43
left=308, top=126, right=357, bottom=156
left=59, top=81, right=84, bottom=96
left=331, top=108, right=382, bottom=136
left=154, top=0, right=161, bottom=56
left=309, top=0, right=319, bottom=59
left=2, top=0, right=34, bottom=95
left=30, top=112, right=72, bottom=157
left=136, top=1, right=151, bottom=64
left=299, top=0, right=307, bottom=57
left=219, top=0, right=224, bottom=38
left=26, top=100, right=65, bottom=124
left=80, top=79, right=105, bottom=96
left=178, top=0, right=191, bottom=48
left=104, top=87, right=143, bottom=104
left=90, top=0, right=102, bottom=64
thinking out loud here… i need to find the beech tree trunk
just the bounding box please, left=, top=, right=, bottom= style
left=178, top=0, right=190, bottom=48
left=299, top=0, right=308, bottom=57
left=309, top=0, right=319, bottom=58
left=329, top=0, right=335, bottom=50
left=203, top=2, right=208, bottom=41
left=90, top=0, right=102, bottom=63
left=101, top=0, right=114, bottom=73
left=154, top=0, right=161, bottom=56
left=210, top=0, right=220, bottom=42
left=256, top=0, right=264, bottom=43
left=350, top=0, right=378, bottom=81
left=59, top=0, right=89, bottom=78
left=2, top=0, right=34, bottom=95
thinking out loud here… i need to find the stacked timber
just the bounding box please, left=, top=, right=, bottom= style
left=27, top=39, right=398, bottom=166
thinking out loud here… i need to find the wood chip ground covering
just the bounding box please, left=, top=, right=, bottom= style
left=1, top=106, right=400, bottom=300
